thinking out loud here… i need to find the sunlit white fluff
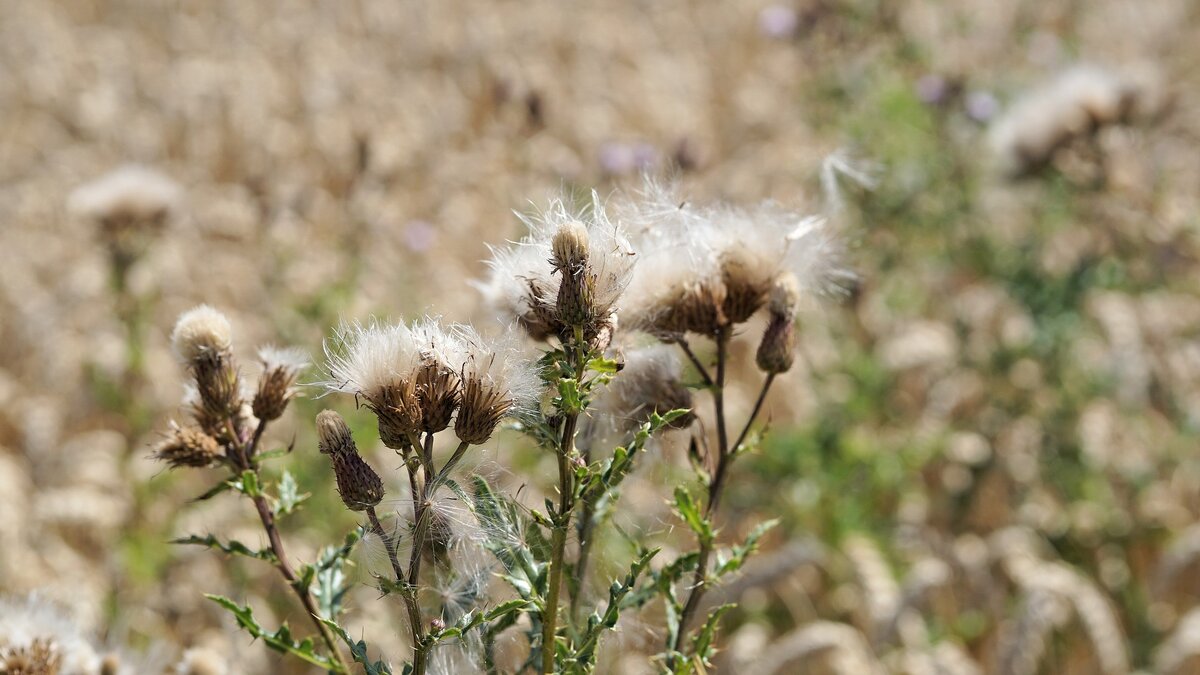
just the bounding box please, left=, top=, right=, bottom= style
left=453, top=325, right=543, bottom=417
left=257, top=345, right=309, bottom=375
left=474, top=190, right=636, bottom=338
left=68, top=165, right=182, bottom=224
left=0, top=593, right=101, bottom=674
left=616, top=179, right=848, bottom=333
left=320, top=319, right=434, bottom=398
left=170, top=305, right=233, bottom=363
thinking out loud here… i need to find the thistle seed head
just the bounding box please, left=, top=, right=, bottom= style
left=415, top=360, right=460, bottom=434
left=317, top=410, right=384, bottom=511
left=192, top=352, right=242, bottom=422
left=372, top=380, right=423, bottom=451
left=154, top=423, right=223, bottom=469
left=454, top=376, right=513, bottom=446
left=475, top=191, right=635, bottom=342
left=252, top=346, right=308, bottom=422
left=452, top=327, right=541, bottom=446
left=617, top=179, right=847, bottom=336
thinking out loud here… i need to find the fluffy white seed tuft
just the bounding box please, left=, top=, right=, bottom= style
left=170, top=305, right=233, bottom=364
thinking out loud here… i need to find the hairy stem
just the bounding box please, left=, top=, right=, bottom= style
left=672, top=327, right=732, bottom=659
left=732, top=373, right=777, bottom=455
left=226, top=418, right=350, bottom=673
left=676, top=337, right=715, bottom=388
left=368, top=506, right=424, bottom=674
left=542, top=345, right=585, bottom=675
left=570, top=493, right=597, bottom=621
left=402, top=433, right=438, bottom=675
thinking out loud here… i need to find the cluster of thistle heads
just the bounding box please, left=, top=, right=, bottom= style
left=153, top=305, right=307, bottom=469
left=156, top=178, right=845, bottom=516
left=475, top=182, right=846, bottom=370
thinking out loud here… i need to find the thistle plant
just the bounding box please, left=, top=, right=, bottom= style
left=150, top=182, right=843, bottom=674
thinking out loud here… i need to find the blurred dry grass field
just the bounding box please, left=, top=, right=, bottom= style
left=3, top=0, right=1200, bottom=673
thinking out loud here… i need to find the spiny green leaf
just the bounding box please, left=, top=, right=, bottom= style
left=715, top=519, right=778, bottom=578
left=690, top=604, right=734, bottom=665
left=311, top=530, right=360, bottom=620
left=320, top=618, right=393, bottom=675
left=570, top=548, right=659, bottom=668
left=556, top=378, right=584, bottom=415
left=171, top=534, right=276, bottom=562
left=586, top=356, right=620, bottom=374
left=275, top=470, right=310, bottom=517
left=205, top=595, right=340, bottom=671
left=190, top=478, right=235, bottom=502
left=673, top=486, right=714, bottom=546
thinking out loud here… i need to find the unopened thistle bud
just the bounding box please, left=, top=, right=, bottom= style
left=430, top=618, right=446, bottom=632
left=756, top=273, right=800, bottom=374
left=551, top=221, right=598, bottom=332
left=317, top=410, right=384, bottom=511
left=756, top=314, right=796, bottom=374
left=253, top=347, right=307, bottom=422
left=155, top=423, right=223, bottom=468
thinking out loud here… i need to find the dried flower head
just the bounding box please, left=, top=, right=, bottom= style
left=154, top=422, right=223, bottom=468
left=453, top=327, right=542, bottom=445
left=475, top=191, right=635, bottom=343
left=317, top=410, right=384, bottom=511
left=68, top=166, right=181, bottom=229
left=988, top=64, right=1166, bottom=176
left=68, top=165, right=181, bottom=269
left=252, top=346, right=308, bottom=422
left=322, top=318, right=458, bottom=449
left=0, top=595, right=101, bottom=674
left=584, top=344, right=694, bottom=447
left=0, top=638, right=62, bottom=675
left=618, top=179, right=847, bottom=337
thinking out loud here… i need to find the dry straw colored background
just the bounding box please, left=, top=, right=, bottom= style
left=3, top=0, right=1200, bottom=673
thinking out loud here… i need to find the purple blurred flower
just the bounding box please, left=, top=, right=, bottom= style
left=964, top=91, right=999, bottom=123
left=403, top=219, right=437, bottom=253
left=758, top=5, right=799, bottom=39
left=598, top=141, right=659, bottom=175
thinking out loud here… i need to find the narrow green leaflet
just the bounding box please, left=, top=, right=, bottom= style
left=714, top=519, right=778, bottom=579
left=689, top=604, right=734, bottom=667
left=569, top=548, right=658, bottom=671
left=673, top=486, right=714, bottom=547
left=205, top=595, right=341, bottom=671
left=171, top=534, right=276, bottom=562
left=321, top=618, right=394, bottom=675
